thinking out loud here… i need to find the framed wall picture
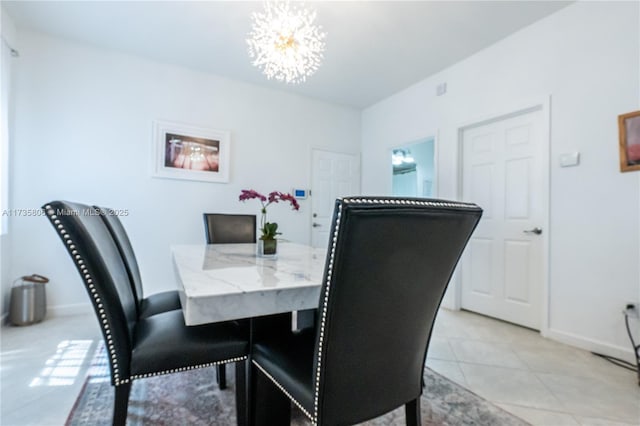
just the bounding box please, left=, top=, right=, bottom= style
left=618, top=110, right=640, bottom=172
left=152, top=120, right=230, bottom=183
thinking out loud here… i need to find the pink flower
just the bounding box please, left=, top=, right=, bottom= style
left=239, top=189, right=267, bottom=202
left=278, top=192, right=300, bottom=211
left=239, top=189, right=300, bottom=239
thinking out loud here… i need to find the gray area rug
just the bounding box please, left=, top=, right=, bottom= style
left=67, top=344, right=528, bottom=425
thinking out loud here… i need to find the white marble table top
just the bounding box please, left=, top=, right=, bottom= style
left=171, top=242, right=326, bottom=325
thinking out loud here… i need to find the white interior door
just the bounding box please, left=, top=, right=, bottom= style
left=460, top=107, right=547, bottom=330
left=311, top=150, right=360, bottom=248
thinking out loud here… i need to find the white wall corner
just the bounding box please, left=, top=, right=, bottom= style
left=1, top=6, right=18, bottom=49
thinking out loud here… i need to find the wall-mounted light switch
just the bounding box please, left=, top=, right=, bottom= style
left=559, top=152, right=580, bottom=167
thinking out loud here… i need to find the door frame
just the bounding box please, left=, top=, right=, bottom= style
left=452, top=95, right=551, bottom=336
left=387, top=130, right=439, bottom=197
left=309, top=147, right=361, bottom=245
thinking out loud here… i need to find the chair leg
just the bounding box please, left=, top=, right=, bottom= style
left=217, top=363, right=227, bottom=390
left=113, top=382, right=131, bottom=426
left=235, top=361, right=248, bottom=426
left=405, top=397, right=421, bottom=426
left=249, top=362, right=290, bottom=426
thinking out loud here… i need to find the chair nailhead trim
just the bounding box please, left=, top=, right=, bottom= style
left=313, top=202, right=343, bottom=423
left=342, top=197, right=477, bottom=209
left=310, top=196, right=479, bottom=422
left=44, top=204, right=124, bottom=384
left=118, top=356, right=249, bottom=385
left=252, top=360, right=315, bottom=423
left=46, top=205, right=251, bottom=388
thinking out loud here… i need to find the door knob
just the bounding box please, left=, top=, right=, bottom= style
left=523, top=227, right=542, bottom=235
left=312, top=223, right=321, bottom=228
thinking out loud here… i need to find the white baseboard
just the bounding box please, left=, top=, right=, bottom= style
left=442, top=306, right=637, bottom=364
left=47, top=302, right=92, bottom=318
left=546, top=327, right=636, bottom=364
left=2, top=302, right=91, bottom=325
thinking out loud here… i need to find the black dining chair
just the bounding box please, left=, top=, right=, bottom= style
left=203, top=213, right=257, bottom=244
left=97, top=206, right=235, bottom=392
left=203, top=212, right=257, bottom=388
left=94, top=206, right=181, bottom=319
left=43, top=201, right=250, bottom=426
left=249, top=196, right=482, bottom=425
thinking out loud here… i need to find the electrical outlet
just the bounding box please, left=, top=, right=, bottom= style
left=625, top=303, right=639, bottom=318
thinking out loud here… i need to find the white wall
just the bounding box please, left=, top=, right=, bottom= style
left=8, top=31, right=360, bottom=315
left=1, top=6, right=18, bottom=317
left=362, top=1, right=639, bottom=360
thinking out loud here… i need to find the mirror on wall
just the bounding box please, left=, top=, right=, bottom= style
left=391, top=138, right=435, bottom=197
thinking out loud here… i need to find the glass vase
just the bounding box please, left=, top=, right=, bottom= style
left=257, top=239, right=277, bottom=257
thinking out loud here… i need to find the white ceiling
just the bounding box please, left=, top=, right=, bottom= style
left=3, top=1, right=571, bottom=109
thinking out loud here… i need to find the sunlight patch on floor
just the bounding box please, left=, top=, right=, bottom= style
left=29, top=340, right=93, bottom=387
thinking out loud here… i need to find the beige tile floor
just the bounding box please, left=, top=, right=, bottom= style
left=428, top=310, right=640, bottom=426
left=1, top=309, right=638, bottom=425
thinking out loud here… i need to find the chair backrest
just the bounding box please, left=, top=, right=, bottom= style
left=43, top=201, right=137, bottom=386
left=312, top=197, right=482, bottom=425
left=94, top=206, right=144, bottom=307
left=203, top=213, right=256, bottom=244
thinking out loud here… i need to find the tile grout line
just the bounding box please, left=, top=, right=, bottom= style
left=443, top=337, right=471, bottom=387
left=530, top=369, right=576, bottom=419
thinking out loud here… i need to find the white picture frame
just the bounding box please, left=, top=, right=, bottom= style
left=152, top=120, right=230, bottom=183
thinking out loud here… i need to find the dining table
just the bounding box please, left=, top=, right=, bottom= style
left=171, top=242, right=327, bottom=326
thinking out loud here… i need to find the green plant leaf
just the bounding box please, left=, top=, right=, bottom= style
left=261, top=222, right=281, bottom=240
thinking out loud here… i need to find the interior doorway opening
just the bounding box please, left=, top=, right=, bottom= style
left=391, top=138, right=435, bottom=197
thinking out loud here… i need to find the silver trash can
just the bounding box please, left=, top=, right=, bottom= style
left=9, top=274, right=49, bottom=326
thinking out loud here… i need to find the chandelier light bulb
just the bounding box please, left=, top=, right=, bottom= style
left=247, top=1, right=326, bottom=84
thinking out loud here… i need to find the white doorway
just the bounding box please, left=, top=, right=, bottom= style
left=459, top=105, right=549, bottom=330
left=391, top=138, right=436, bottom=198
left=311, top=149, right=360, bottom=248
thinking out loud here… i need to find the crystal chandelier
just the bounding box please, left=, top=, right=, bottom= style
left=247, top=2, right=326, bottom=84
